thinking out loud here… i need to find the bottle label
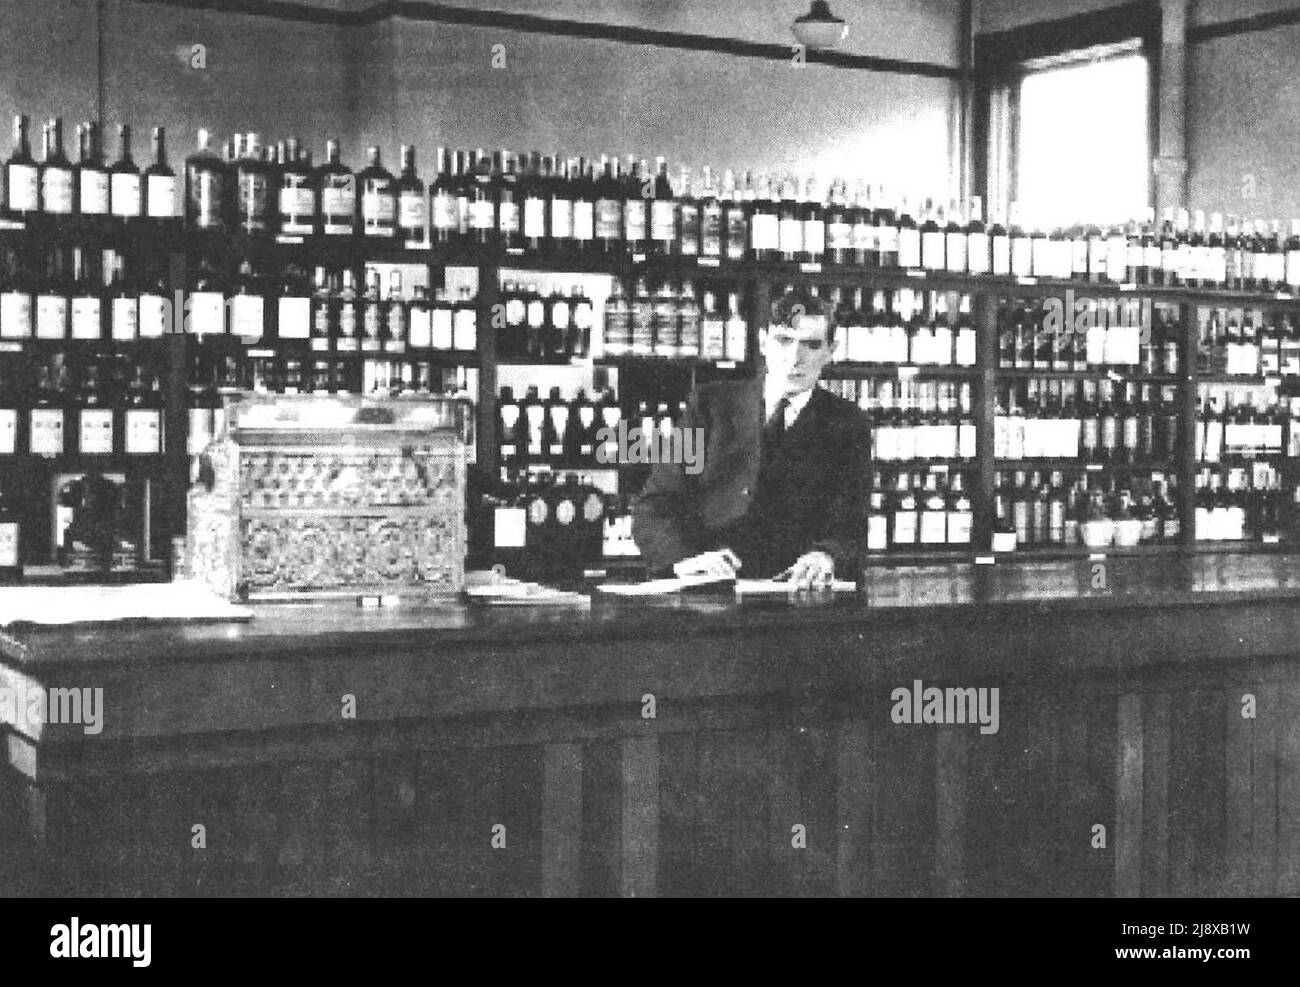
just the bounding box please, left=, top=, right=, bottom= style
left=321, top=184, right=355, bottom=232
left=526, top=300, right=545, bottom=328
left=279, top=181, right=316, bottom=232
left=187, top=290, right=225, bottom=336
left=779, top=216, right=803, bottom=254
left=80, top=169, right=110, bottom=214
left=0, top=409, right=16, bottom=455
left=406, top=306, right=430, bottom=348
left=42, top=167, right=74, bottom=213
left=898, top=228, right=922, bottom=269
left=922, top=230, right=946, bottom=269
left=803, top=219, right=825, bottom=257
left=572, top=200, right=595, bottom=241
left=35, top=295, right=67, bottom=338
left=650, top=200, right=676, bottom=243
left=29, top=409, right=64, bottom=456
left=6, top=163, right=38, bottom=211
left=623, top=200, right=646, bottom=241
left=701, top=205, right=723, bottom=255
left=524, top=197, right=547, bottom=238
left=726, top=208, right=747, bottom=258
left=146, top=174, right=178, bottom=218
left=278, top=296, right=310, bottom=339
left=190, top=170, right=226, bottom=227
left=967, top=232, right=990, bottom=274
left=398, top=191, right=427, bottom=233
left=876, top=224, right=899, bottom=256
left=0, top=292, right=32, bottom=338
left=231, top=294, right=263, bottom=339
left=574, top=302, right=592, bottom=330
left=112, top=296, right=140, bottom=340
left=362, top=303, right=382, bottom=348
left=468, top=198, right=495, bottom=231
left=454, top=309, right=476, bottom=350
left=431, top=192, right=458, bottom=231
left=361, top=186, right=396, bottom=231
left=125, top=408, right=162, bottom=455
left=750, top=212, right=779, bottom=251
left=430, top=308, right=453, bottom=350
left=0, top=521, right=17, bottom=568
left=828, top=220, right=853, bottom=251
left=139, top=294, right=168, bottom=337
left=725, top=318, right=747, bottom=361
left=701, top=317, right=725, bottom=359
left=79, top=408, right=114, bottom=454
left=111, top=172, right=142, bottom=217
left=238, top=172, right=269, bottom=228
left=550, top=198, right=573, bottom=240
left=595, top=199, right=620, bottom=239
left=892, top=511, right=918, bottom=545
left=71, top=297, right=102, bottom=339
left=337, top=303, right=357, bottom=338
left=946, top=233, right=968, bottom=273
left=498, top=198, right=520, bottom=234
left=552, top=300, right=571, bottom=329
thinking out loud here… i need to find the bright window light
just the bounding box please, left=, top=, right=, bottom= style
left=1017, top=53, right=1149, bottom=229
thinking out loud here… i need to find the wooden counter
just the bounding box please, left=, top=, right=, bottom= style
left=2, top=551, right=1299, bottom=896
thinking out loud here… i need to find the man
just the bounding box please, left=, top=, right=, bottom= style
left=632, top=287, right=871, bottom=589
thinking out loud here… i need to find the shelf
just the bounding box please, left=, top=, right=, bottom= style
left=869, top=459, right=973, bottom=470
left=995, top=459, right=1176, bottom=472
left=996, top=366, right=1178, bottom=383
left=825, top=364, right=978, bottom=380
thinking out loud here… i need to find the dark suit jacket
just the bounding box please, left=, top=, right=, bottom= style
left=631, top=378, right=872, bottom=578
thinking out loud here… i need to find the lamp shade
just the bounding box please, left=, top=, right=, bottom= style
left=792, top=1, right=848, bottom=49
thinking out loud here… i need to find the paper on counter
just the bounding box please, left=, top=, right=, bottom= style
left=0, top=580, right=253, bottom=627
left=595, top=574, right=731, bottom=596
left=735, top=579, right=858, bottom=595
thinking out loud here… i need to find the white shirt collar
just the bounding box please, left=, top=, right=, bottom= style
left=764, top=383, right=815, bottom=428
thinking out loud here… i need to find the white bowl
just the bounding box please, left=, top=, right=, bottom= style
left=1113, top=519, right=1144, bottom=548
left=1080, top=520, right=1114, bottom=548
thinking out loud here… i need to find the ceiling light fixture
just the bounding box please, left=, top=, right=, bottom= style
left=792, top=1, right=849, bottom=50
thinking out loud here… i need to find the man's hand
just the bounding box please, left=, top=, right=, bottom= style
left=784, top=550, right=835, bottom=591
left=673, top=549, right=742, bottom=580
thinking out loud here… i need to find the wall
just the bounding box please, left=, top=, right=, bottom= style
left=0, top=0, right=962, bottom=202
left=976, top=0, right=1300, bottom=219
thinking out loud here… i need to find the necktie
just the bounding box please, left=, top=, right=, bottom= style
left=762, top=397, right=789, bottom=462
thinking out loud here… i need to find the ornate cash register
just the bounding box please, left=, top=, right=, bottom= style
left=187, top=392, right=467, bottom=600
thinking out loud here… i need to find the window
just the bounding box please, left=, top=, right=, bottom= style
left=1015, top=47, right=1150, bottom=229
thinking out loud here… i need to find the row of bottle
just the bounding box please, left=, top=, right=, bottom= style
left=1196, top=388, right=1300, bottom=461
left=1197, top=308, right=1300, bottom=377
left=994, top=379, right=1182, bottom=463
left=0, top=350, right=164, bottom=457
left=1193, top=465, right=1294, bottom=542
left=497, top=281, right=594, bottom=361
left=1, top=117, right=179, bottom=221
left=482, top=468, right=621, bottom=577
left=994, top=471, right=1182, bottom=547
left=997, top=298, right=1174, bottom=372
left=827, top=288, right=977, bottom=367
left=602, top=280, right=748, bottom=361
left=864, top=469, right=974, bottom=549
left=820, top=379, right=977, bottom=462
left=498, top=386, right=620, bottom=468
left=10, top=115, right=1300, bottom=297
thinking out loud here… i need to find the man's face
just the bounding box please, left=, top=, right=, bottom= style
left=760, top=315, right=834, bottom=398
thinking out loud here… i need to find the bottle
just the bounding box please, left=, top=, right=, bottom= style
left=40, top=118, right=75, bottom=215
left=428, top=287, right=453, bottom=351
left=677, top=166, right=701, bottom=258
left=699, top=166, right=723, bottom=259
left=185, top=127, right=228, bottom=230
left=725, top=291, right=748, bottom=362
left=896, top=194, right=922, bottom=270
left=76, top=122, right=110, bottom=217
left=34, top=247, right=70, bottom=340
left=570, top=156, right=595, bottom=252
left=229, top=259, right=265, bottom=341
left=452, top=285, right=477, bottom=353
left=392, top=144, right=426, bottom=242
left=548, top=155, right=573, bottom=253
left=144, top=126, right=179, bottom=220
left=722, top=169, right=748, bottom=262
left=358, top=145, right=396, bottom=237
left=920, top=199, right=945, bottom=271
left=567, top=284, right=592, bottom=360
left=603, top=278, right=631, bottom=358
left=648, top=158, right=676, bottom=255
left=749, top=174, right=780, bottom=262
left=234, top=133, right=272, bottom=234
left=966, top=197, right=989, bottom=276
left=4, top=115, right=39, bottom=216
left=335, top=268, right=359, bottom=352
left=620, top=157, right=647, bottom=255
left=651, top=281, right=678, bottom=358
left=630, top=278, right=653, bottom=357
left=273, top=136, right=314, bottom=236
left=69, top=247, right=102, bottom=341
left=801, top=175, right=825, bottom=265
left=989, top=202, right=1011, bottom=276
left=0, top=481, right=22, bottom=582
left=700, top=290, right=725, bottom=360
left=361, top=268, right=384, bottom=352
left=593, top=155, right=622, bottom=253
left=317, top=139, right=355, bottom=236
left=677, top=280, right=701, bottom=359
left=495, top=150, right=521, bottom=251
